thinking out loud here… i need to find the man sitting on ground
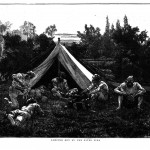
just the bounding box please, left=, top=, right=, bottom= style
left=82, top=74, right=109, bottom=110
left=114, top=76, right=146, bottom=110
left=35, top=85, right=49, bottom=103
left=51, top=72, right=78, bottom=100
left=6, top=98, right=44, bottom=127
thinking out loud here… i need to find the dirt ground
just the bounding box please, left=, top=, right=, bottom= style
left=0, top=83, right=150, bottom=138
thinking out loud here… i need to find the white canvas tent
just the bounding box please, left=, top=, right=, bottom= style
left=29, top=43, right=93, bottom=89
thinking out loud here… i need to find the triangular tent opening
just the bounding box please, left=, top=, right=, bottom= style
left=34, top=58, right=81, bottom=90
left=29, top=43, right=93, bottom=90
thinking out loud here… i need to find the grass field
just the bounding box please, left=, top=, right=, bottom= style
left=0, top=82, right=150, bottom=138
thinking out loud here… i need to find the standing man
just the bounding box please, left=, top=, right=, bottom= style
left=114, top=76, right=146, bottom=110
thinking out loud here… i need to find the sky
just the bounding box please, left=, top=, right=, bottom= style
left=0, top=1, right=150, bottom=36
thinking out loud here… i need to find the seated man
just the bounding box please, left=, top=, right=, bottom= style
left=114, top=76, right=146, bottom=110
left=51, top=72, right=78, bottom=99
left=6, top=71, right=35, bottom=109
left=82, top=74, right=109, bottom=110
left=6, top=98, right=44, bottom=127
left=29, top=89, right=36, bottom=99
left=34, top=85, right=49, bottom=103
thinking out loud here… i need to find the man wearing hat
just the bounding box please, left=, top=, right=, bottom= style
left=114, top=76, right=146, bottom=110
left=6, top=98, right=44, bottom=127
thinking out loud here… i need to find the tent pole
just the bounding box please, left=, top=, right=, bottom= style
left=58, top=38, right=60, bottom=76
left=58, top=57, right=60, bottom=76
left=58, top=38, right=60, bottom=44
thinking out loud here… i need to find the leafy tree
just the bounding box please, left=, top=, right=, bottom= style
left=66, top=42, right=87, bottom=59
left=45, top=24, right=57, bottom=38
left=20, top=21, right=36, bottom=38
left=0, top=21, right=12, bottom=35
left=0, top=33, right=35, bottom=78
left=0, top=22, right=57, bottom=80
left=104, top=16, right=110, bottom=37
left=116, top=19, right=121, bottom=30
left=34, top=34, right=50, bottom=52
left=101, top=16, right=116, bottom=57
left=77, top=24, right=102, bottom=59
left=112, top=15, right=149, bottom=80
left=33, top=33, right=56, bottom=58
left=123, top=15, right=129, bottom=28
left=3, top=33, right=21, bottom=49
left=110, top=24, right=115, bottom=36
